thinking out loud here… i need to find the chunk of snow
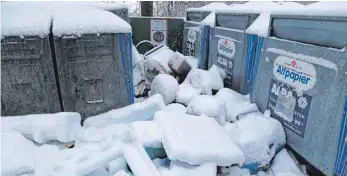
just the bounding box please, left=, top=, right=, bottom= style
left=201, top=11, right=216, bottom=27
left=49, top=142, right=124, bottom=176
left=208, top=65, right=226, bottom=90
left=270, top=149, right=304, bottom=176
left=187, top=2, right=229, bottom=12
left=215, top=88, right=258, bottom=122
left=169, top=161, right=217, bottom=176
left=186, top=95, right=227, bottom=125
left=53, top=7, right=131, bottom=36
left=131, top=121, right=162, bottom=148
left=183, top=69, right=213, bottom=94
left=83, top=94, right=166, bottom=128
left=132, top=44, right=144, bottom=65
left=154, top=111, right=244, bottom=166
left=2, top=112, right=82, bottom=143
left=85, top=168, right=110, bottom=176
left=266, top=48, right=338, bottom=71
left=175, top=83, right=202, bottom=106
left=228, top=166, right=251, bottom=176
left=108, top=157, right=128, bottom=176
left=224, top=112, right=286, bottom=170
left=1, top=132, right=36, bottom=176
left=145, top=45, right=176, bottom=74
left=122, top=138, right=161, bottom=176
left=113, top=170, right=131, bottom=176
left=151, top=74, right=179, bottom=105
left=163, top=103, right=187, bottom=114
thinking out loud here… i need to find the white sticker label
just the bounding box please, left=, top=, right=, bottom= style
left=187, top=30, right=196, bottom=43
left=273, top=55, right=316, bottom=91
left=218, top=38, right=236, bottom=58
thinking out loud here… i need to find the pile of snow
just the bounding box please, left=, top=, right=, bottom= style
left=53, top=6, right=131, bottom=36
left=107, top=157, right=128, bottom=175
left=83, top=94, right=165, bottom=128
left=187, top=2, right=229, bottom=12
left=215, top=88, right=258, bottom=122
left=151, top=74, right=179, bottom=105
left=113, top=170, right=131, bottom=176
left=1, top=112, right=82, bottom=143
left=224, top=112, right=286, bottom=172
left=186, top=95, right=227, bottom=125
left=163, top=103, right=187, bottom=114
left=169, top=161, right=217, bottom=176
left=174, top=52, right=199, bottom=69
left=131, top=121, right=162, bottom=148
left=154, top=111, right=244, bottom=166
left=175, top=83, right=202, bottom=106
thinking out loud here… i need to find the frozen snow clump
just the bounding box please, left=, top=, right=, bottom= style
left=151, top=74, right=179, bottom=105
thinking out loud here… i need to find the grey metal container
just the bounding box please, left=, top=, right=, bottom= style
left=251, top=14, right=347, bottom=176
left=1, top=36, right=61, bottom=116
left=208, top=11, right=259, bottom=93
left=183, top=11, right=210, bottom=70
left=53, top=33, right=133, bottom=120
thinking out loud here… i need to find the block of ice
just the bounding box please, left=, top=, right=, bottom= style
left=113, top=170, right=131, bottom=176
left=224, top=112, right=286, bottom=173
left=186, top=95, right=227, bottom=125
left=86, top=168, right=110, bottom=176
left=131, top=121, right=162, bottom=148
left=83, top=94, right=166, bottom=128
left=215, top=88, right=258, bottom=122
left=154, top=111, right=244, bottom=166
left=163, top=103, right=187, bottom=114
left=151, top=74, right=179, bottom=105
left=1, top=112, right=82, bottom=143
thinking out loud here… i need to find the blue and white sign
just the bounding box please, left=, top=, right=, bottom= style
left=218, top=38, right=236, bottom=58
left=267, top=79, right=312, bottom=138
left=216, top=38, right=236, bottom=88
left=273, top=55, right=316, bottom=91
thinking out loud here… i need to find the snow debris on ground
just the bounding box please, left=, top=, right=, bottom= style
left=83, top=94, right=166, bottom=128
left=107, top=157, right=128, bottom=176
left=174, top=52, right=199, bottom=69
left=163, top=103, right=187, bottom=114
left=85, top=168, right=110, bottom=176
left=113, top=170, right=132, bottom=176
left=1, top=112, right=82, bottom=144
left=224, top=112, right=286, bottom=173
left=151, top=74, right=179, bottom=105
left=215, top=88, right=258, bottom=122
left=228, top=166, right=251, bottom=176
left=186, top=95, right=227, bottom=125
left=208, top=65, right=227, bottom=90
left=130, top=121, right=163, bottom=148
left=270, top=149, right=305, bottom=176
left=1, top=131, right=37, bottom=176
left=52, top=6, right=131, bottom=36
left=169, top=161, right=217, bottom=176
left=122, top=136, right=161, bottom=176
left=154, top=111, right=245, bottom=166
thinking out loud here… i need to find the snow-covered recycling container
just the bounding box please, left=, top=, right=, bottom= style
left=1, top=3, right=61, bottom=116
left=250, top=4, right=347, bottom=176
left=183, top=3, right=229, bottom=70
left=52, top=7, right=134, bottom=120
left=208, top=2, right=282, bottom=94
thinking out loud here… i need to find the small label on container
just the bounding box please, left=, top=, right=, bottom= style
left=267, top=79, right=312, bottom=138
left=186, top=30, right=196, bottom=56
left=216, top=38, right=236, bottom=88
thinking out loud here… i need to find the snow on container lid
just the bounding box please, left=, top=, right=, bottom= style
left=1, top=2, right=53, bottom=38
left=52, top=6, right=131, bottom=37
left=245, top=2, right=304, bottom=37
left=187, top=2, right=230, bottom=12
left=57, top=1, right=129, bottom=11
left=215, top=1, right=282, bottom=14
left=271, top=1, right=347, bottom=16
